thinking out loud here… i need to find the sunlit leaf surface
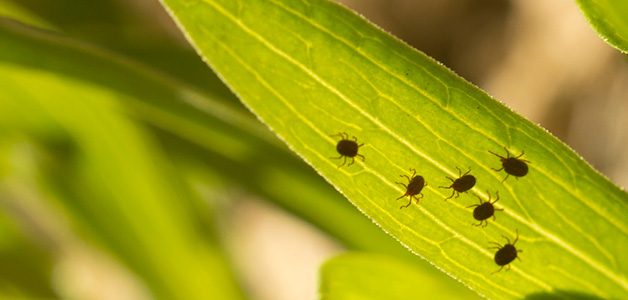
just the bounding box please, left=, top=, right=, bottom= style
left=160, top=0, right=628, bottom=298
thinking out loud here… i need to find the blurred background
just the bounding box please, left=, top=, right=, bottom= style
left=1, top=0, right=627, bottom=299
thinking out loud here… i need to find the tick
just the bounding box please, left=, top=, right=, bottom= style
left=489, top=229, right=522, bottom=274
left=466, top=191, right=503, bottom=227
left=489, top=147, right=529, bottom=182
left=395, top=168, right=427, bottom=209
left=439, top=167, right=476, bottom=200
left=330, top=132, right=364, bottom=168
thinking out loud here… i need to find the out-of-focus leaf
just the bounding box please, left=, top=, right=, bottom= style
left=0, top=209, right=55, bottom=298
left=11, top=0, right=234, bottom=97
left=320, top=252, right=477, bottom=300
left=575, top=0, right=628, bottom=53
left=0, top=0, right=56, bottom=29
left=0, top=60, right=244, bottom=300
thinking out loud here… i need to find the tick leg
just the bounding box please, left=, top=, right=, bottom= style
left=395, top=182, right=408, bottom=189
left=347, top=157, right=356, bottom=166
left=503, top=146, right=511, bottom=158
left=443, top=190, right=455, bottom=201
left=399, top=198, right=412, bottom=209
left=465, top=203, right=479, bottom=209
left=337, top=156, right=347, bottom=168
left=357, top=154, right=365, bottom=162
left=437, top=182, right=452, bottom=188
left=491, top=266, right=504, bottom=275
left=330, top=155, right=343, bottom=160
left=357, top=143, right=364, bottom=148
left=462, top=167, right=471, bottom=177
left=491, top=166, right=504, bottom=172
left=488, top=242, right=502, bottom=249
left=500, top=174, right=509, bottom=183
left=516, top=150, right=525, bottom=159
left=473, top=193, right=484, bottom=204
left=400, top=174, right=411, bottom=181
left=329, top=132, right=345, bottom=139
left=488, top=150, right=505, bottom=160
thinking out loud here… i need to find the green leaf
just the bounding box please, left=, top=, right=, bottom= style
left=320, top=252, right=478, bottom=300
left=0, top=211, right=55, bottom=298
left=575, top=0, right=628, bottom=53
left=0, top=0, right=56, bottom=30
left=160, top=0, right=628, bottom=298
left=0, top=46, right=244, bottom=300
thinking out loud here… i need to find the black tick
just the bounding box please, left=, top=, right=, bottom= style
left=330, top=132, right=364, bottom=168
left=489, top=147, right=529, bottom=182
left=466, top=191, right=503, bottom=227
left=489, top=229, right=522, bottom=274
left=439, top=167, right=476, bottom=200
left=395, top=168, right=427, bottom=209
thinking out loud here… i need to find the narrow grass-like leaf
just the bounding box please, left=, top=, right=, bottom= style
left=320, top=252, right=477, bottom=300
left=575, top=0, right=628, bottom=53
left=0, top=0, right=56, bottom=30
left=161, top=0, right=628, bottom=298
left=0, top=61, right=244, bottom=300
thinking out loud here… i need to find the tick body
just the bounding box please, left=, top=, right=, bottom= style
left=489, top=147, right=529, bottom=182
left=466, top=191, right=503, bottom=227
left=439, top=167, right=476, bottom=200
left=396, top=168, right=427, bottom=209
left=330, top=132, right=364, bottom=168
left=489, top=229, right=522, bottom=274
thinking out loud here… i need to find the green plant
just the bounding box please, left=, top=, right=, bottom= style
left=1, top=0, right=627, bottom=299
